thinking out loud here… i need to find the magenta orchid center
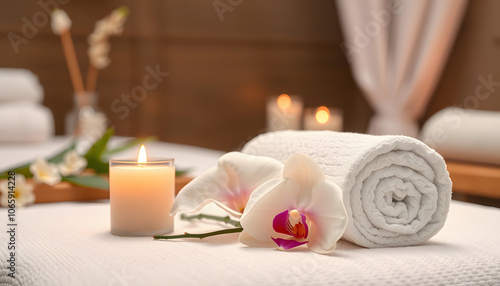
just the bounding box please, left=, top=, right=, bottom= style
left=271, top=209, right=309, bottom=250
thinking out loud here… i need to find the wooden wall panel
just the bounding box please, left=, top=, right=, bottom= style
left=0, top=0, right=367, bottom=151
left=0, top=0, right=498, bottom=151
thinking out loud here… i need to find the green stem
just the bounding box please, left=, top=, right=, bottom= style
left=181, top=213, right=241, bottom=227
left=153, top=227, right=243, bottom=240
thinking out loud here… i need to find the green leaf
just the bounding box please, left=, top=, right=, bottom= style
left=84, top=127, right=114, bottom=160
left=175, top=169, right=190, bottom=177
left=102, top=136, right=156, bottom=157
left=0, top=166, right=31, bottom=179
left=62, top=175, right=109, bottom=190
left=0, top=141, right=77, bottom=179
left=84, top=127, right=114, bottom=174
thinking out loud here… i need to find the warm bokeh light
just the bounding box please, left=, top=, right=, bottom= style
left=138, top=145, right=148, bottom=163
left=277, top=94, right=291, bottom=111
left=315, top=106, right=330, bottom=124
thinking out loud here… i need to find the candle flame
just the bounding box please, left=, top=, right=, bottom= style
left=138, top=145, right=147, bottom=163
left=277, top=94, right=291, bottom=111
left=315, top=106, right=330, bottom=124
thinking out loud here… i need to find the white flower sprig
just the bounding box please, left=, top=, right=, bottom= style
left=86, top=6, right=129, bottom=92
left=0, top=175, right=35, bottom=207
left=30, top=158, right=61, bottom=186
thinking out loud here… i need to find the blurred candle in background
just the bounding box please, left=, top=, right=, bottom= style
left=266, top=94, right=303, bottom=131
left=304, top=106, right=343, bottom=131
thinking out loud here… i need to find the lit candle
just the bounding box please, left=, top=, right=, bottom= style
left=109, top=145, right=175, bottom=236
left=266, top=94, right=303, bottom=131
left=304, top=106, right=343, bottom=131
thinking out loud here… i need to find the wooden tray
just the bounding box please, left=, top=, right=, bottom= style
left=32, top=176, right=193, bottom=204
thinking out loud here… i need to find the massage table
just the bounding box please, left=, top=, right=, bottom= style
left=0, top=137, right=498, bottom=285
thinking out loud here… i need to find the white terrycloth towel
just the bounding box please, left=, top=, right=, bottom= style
left=0, top=68, right=44, bottom=103
left=421, top=107, right=500, bottom=165
left=0, top=102, right=54, bottom=143
left=242, top=130, right=452, bottom=248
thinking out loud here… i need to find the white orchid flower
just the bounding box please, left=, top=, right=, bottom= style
left=238, top=153, right=348, bottom=254
left=0, top=175, right=35, bottom=207
left=51, top=9, right=72, bottom=35
left=171, top=152, right=283, bottom=218
left=30, top=158, right=61, bottom=186
left=58, top=150, right=87, bottom=176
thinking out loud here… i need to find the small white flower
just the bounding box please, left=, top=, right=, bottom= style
left=58, top=150, right=87, bottom=176
left=30, top=158, right=61, bottom=186
left=0, top=175, right=35, bottom=207
left=51, top=9, right=72, bottom=35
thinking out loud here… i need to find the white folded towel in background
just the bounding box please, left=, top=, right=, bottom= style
left=0, top=68, right=54, bottom=143
left=0, top=102, right=54, bottom=143
left=0, top=68, right=44, bottom=103
left=243, top=131, right=452, bottom=248
left=420, top=107, right=500, bottom=165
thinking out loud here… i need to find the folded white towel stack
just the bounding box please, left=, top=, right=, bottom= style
left=0, top=68, right=54, bottom=143
left=0, top=68, right=44, bottom=103
left=243, top=130, right=452, bottom=248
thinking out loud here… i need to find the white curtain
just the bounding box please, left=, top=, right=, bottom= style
left=336, top=0, right=468, bottom=137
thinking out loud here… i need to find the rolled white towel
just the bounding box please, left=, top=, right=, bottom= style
left=0, top=102, right=54, bottom=143
left=421, top=107, right=500, bottom=165
left=0, top=68, right=44, bottom=103
left=242, top=130, right=452, bottom=248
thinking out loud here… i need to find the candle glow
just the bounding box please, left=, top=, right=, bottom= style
left=277, top=94, right=291, bottom=111
left=138, top=145, right=147, bottom=163
left=315, top=106, right=330, bottom=124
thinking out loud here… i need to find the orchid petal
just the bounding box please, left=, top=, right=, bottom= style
left=238, top=230, right=275, bottom=248
left=219, top=152, right=283, bottom=192
left=272, top=210, right=309, bottom=239
left=170, top=166, right=238, bottom=216
left=271, top=238, right=308, bottom=250
left=304, top=180, right=348, bottom=254
left=283, top=153, right=325, bottom=207
left=272, top=210, right=290, bottom=236
left=171, top=152, right=283, bottom=217
left=300, top=213, right=309, bottom=239
left=239, top=178, right=300, bottom=241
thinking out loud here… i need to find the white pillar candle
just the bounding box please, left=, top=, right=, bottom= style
left=304, top=106, right=343, bottom=131
left=266, top=94, right=303, bottom=131
left=110, top=145, right=175, bottom=236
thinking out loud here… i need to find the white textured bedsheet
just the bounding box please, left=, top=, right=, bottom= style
left=0, top=200, right=499, bottom=286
